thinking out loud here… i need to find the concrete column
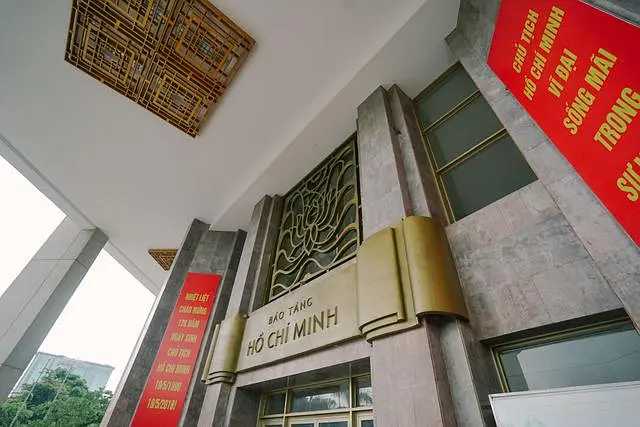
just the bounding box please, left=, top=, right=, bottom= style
left=197, top=195, right=282, bottom=427
left=438, top=318, right=501, bottom=426
left=391, top=84, right=500, bottom=426
left=0, top=217, right=107, bottom=401
left=182, top=230, right=245, bottom=427
left=387, top=85, right=445, bottom=222
left=357, top=86, right=411, bottom=238
left=357, top=86, right=458, bottom=427
left=101, top=219, right=245, bottom=427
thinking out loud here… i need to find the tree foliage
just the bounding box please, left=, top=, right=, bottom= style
left=0, top=367, right=112, bottom=427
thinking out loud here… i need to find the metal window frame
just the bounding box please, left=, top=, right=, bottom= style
left=266, top=134, right=362, bottom=304
left=414, top=62, right=511, bottom=223
left=491, top=317, right=637, bottom=393
left=257, top=373, right=373, bottom=426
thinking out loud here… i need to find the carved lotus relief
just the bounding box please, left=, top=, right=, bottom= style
left=270, top=138, right=361, bottom=301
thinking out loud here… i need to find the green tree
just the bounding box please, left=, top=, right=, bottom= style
left=0, top=367, right=112, bottom=427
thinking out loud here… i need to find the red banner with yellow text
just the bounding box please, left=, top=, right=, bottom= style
left=131, top=272, right=220, bottom=427
left=488, top=0, right=640, bottom=245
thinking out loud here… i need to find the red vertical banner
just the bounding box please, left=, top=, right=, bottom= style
left=131, top=272, right=220, bottom=427
left=488, top=0, right=640, bottom=245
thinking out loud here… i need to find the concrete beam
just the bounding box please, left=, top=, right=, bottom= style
left=0, top=217, right=106, bottom=400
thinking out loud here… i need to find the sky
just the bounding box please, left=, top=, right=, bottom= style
left=0, top=154, right=155, bottom=391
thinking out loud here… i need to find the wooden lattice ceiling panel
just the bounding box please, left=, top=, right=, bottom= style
left=149, top=248, right=178, bottom=271
left=65, top=0, right=254, bottom=137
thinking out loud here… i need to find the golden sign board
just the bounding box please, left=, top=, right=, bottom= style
left=237, top=261, right=360, bottom=371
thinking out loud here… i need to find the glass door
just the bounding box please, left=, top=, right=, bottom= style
left=258, top=373, right=373, bottom=427
left=287, top=414, right=349, bottom=427
left=355, top=412, right=374, bottom=427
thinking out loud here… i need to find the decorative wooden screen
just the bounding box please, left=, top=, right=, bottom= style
left=269, top=137, right=361, bottom=301
left=65, top=0, right=254, bottom=137
left=149, top=248, right=178, bottom=270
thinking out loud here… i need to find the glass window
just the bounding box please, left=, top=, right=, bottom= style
left=415, top=63, right=536, bottom=222
left=416, top=65, right=477, bottom=126
left=441, top=133, right=537, bottom=220
left=494, top=321, right=640, bottom=392
left=361, top=421, right=374, bottom=427
left=290, top=382, right=349, bottom=413
left=354, top=375, right=373, bottom=407
left=264, top=392, right=286, bottom=415
left=426, top=95, right=503, bottom=167
left=319, top=423, right=348, bottom=427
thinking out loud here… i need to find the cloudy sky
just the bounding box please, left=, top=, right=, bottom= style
left=0, top=154, right=154, bottom=391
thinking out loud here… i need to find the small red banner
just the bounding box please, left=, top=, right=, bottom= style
left=131, top=272, right=220, bottom=427
left=488, top=0, right=640, bottom=245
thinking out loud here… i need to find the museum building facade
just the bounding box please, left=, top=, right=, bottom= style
left=102, top=1, right=640, bottom=426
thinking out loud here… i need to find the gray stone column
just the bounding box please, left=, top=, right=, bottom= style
left=438, top=318, right=500, bottom=426
left=197, top=195, right=282, bottom=427
left=357, top=86, right=458, bottom=427
left=387, top=85, right=446, bottom=222
left=0, top=217, right=107, bottom=401
left=391, top=84, right=501, bottom=426
left=357, top=86, right=412, bottom=237
left=182, top=230, right=245, bottom=427
left=101, top=219, right=245, bottom=427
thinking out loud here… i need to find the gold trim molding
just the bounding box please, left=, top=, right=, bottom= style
left=202, top=314, right=246, bottom=385
left=403, top=216, right=467, bottom=318
left=356, top=216, right=467, bottom=341
left=356, top=227, right=408, bottom=339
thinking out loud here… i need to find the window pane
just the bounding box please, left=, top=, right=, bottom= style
left=498, top=323, right=640, bottom=392
left=417, top=65, right=477, bottom=126
left=291, top=424, right=313, bottom=427
left=426, top=95, right=503, bottom=168
left=290, top=382, right=349, bottom=413
left=442, top=134, right=536, bottom=220
left=319, top=423, right=348, bottom=427
left=361, top=421, right=374, bottom=427
left=264, top=392, right=285, bottom=415
left=355, top=376, right=373, bottom=407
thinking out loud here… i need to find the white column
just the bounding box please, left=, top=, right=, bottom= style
left=0, top=217, right=107, bottom=400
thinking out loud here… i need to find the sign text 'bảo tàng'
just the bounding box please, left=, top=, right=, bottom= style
left=236, top=263, right=360, bottom=371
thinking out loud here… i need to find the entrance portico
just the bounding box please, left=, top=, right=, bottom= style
left=1, top=1, right=639, bottom=426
